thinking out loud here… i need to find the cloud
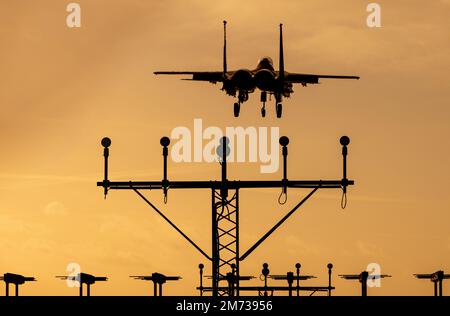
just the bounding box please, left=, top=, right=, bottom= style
left=44, top=201, right=68, bottom=216
left=284, top=235, right=322, bottom=256
left=0, top=174, right=96, bottom=190
left=0, top=213, right=28, bottom=234
left=0, top=173, right=94, bottom=182
left=356, top=240, right=385, bottom=258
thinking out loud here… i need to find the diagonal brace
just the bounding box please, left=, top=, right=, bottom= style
left=133, top=188, right=211, bottom=261
left=240, top=187, right=319, bottom=261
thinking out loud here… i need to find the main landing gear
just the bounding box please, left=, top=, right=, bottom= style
left=233, top=91, right=283, bottom=118
left=260, top=91, right=267, bottom=117
left=260, top=92, right=282, bottom=118
left=275, top=92, right=283, bottom=118
left=276, top=103, right=282, bottom=118
left=234, top=102, right=240, bottom=117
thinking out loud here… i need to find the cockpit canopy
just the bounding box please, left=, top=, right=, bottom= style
left=256, top=56, right=274, bottom=71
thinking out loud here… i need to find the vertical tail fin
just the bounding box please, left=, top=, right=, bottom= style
left=278, top=23, right=285, bottom=81
left=223, top=20, right=228, bottom=78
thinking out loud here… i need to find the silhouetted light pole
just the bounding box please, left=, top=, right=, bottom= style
left=0, top=273, right=36, bottom=296
left=130, top=273, right=181, bottom=296
left=414, top=270, right=450, bottom=296
left=339, top=271, right=391, bottom=296
left=198, top=262, right=334, bottom=296
left=269, top=268, right=316, bottom=297
left=98, top=135, right=354, bottom=296
left=56, top=272, right=107, bottom=296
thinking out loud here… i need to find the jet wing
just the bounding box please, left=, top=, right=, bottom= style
left=285, top=73, right=360, bottom=84
left=154, top=71, right=226, bottom=83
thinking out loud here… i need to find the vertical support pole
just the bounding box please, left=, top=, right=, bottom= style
left=211, top=136, right=229, bottom=296
left=282, top=146, right=287, bottom=195
left=160, top=137, right=170, bottom=202
left=235, top=189, right=240, bottom=297
left=438, top=271, right=444, bottom=296
left=229, top=264, right=236, bottom=297
left=279, top=137, right=289, bottom=196
left=434, top=281, right=438, bottom=297
left=287, top=272, right=293, bottom=297
left=101, top=137, right=111, bottom=198
left=5, top=282, right=9, bottom=297
left=153, top=281, right=157, bottom=297
left=87, top=284, right=90, bottom=297
left=15, top=284, right=19, bottom=297
left=79, top=283, right=83, bottom=297
left=212, top=186, right=239, bottom=296
left=221, top=136, right=228, bottom=200
left=262, top=263, right=269, bottom=297
left=159, top=283, right=163, bottom=296
left=212, top=189, right=219, bottom=297
left=327, top=263, right=333, bottom=297
left=198, top=264, right=204, bottom=296
left=361, top=272, right=368, bottom=297
left=340, top=136, right=350, bottom=194
left=296, top=263, right=301, bottom=297
left=226, top=272, right=233, bottom=297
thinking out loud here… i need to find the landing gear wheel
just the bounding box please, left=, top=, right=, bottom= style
left=261, top=106, right=266, bottom=118
left=276, top=103, right=282, bottom=118
left=234, top=102, right=240, bottom=117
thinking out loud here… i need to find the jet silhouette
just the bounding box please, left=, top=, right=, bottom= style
left=155, top=21, right=359, bottom=118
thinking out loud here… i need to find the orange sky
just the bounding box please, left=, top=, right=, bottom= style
left=0, top=0, right=449, bottom=296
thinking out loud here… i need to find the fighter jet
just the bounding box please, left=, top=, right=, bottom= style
left=154, top=21, right=360, bottom=118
